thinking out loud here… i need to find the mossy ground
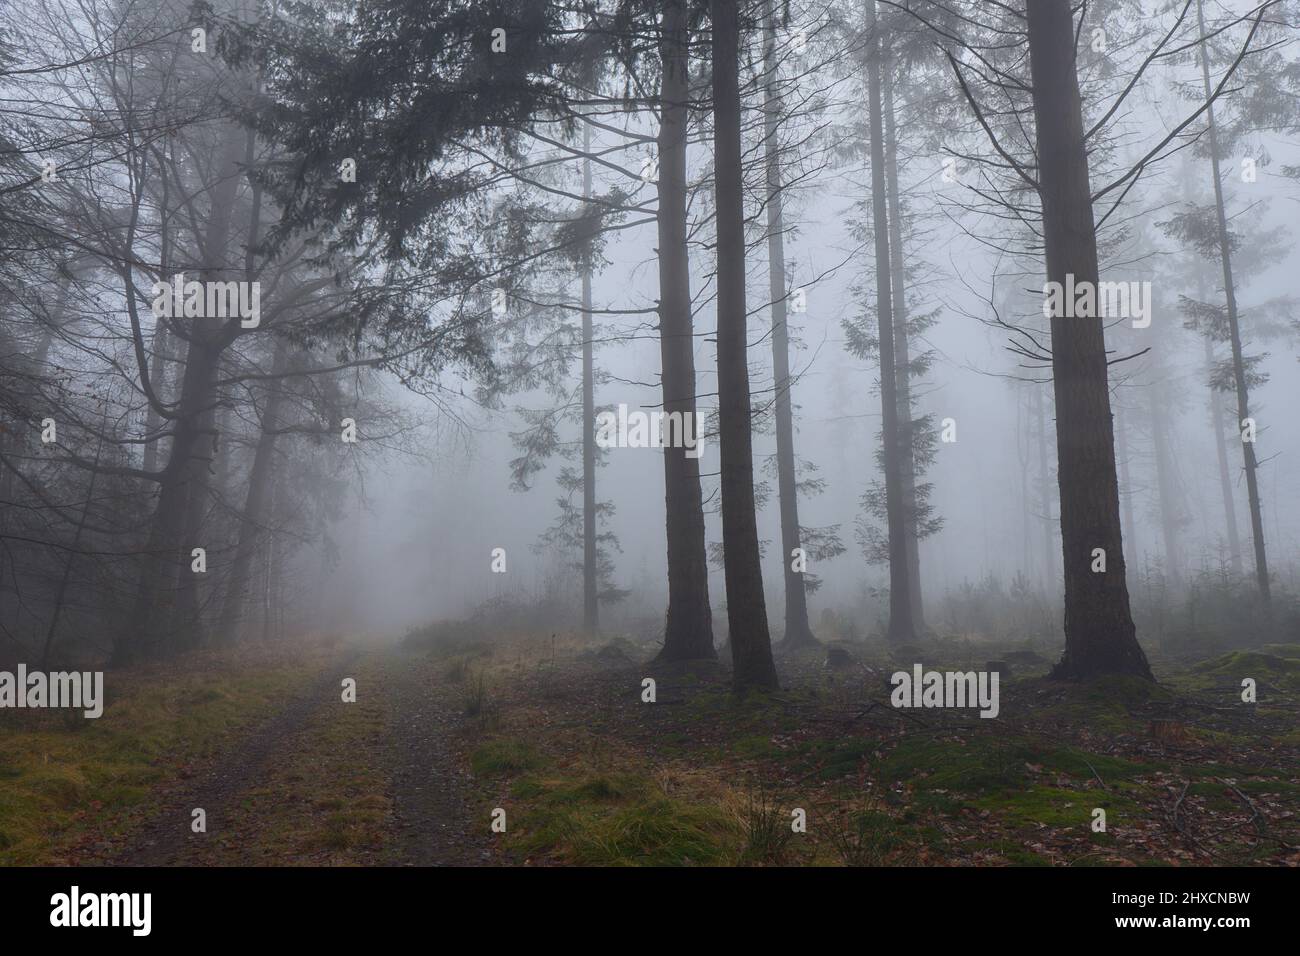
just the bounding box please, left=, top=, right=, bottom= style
left=452, top=632, right=1300, bottom=866
left=5, top=631, right=1294, bottom=866
left=0, top=640, right=383, bottom=865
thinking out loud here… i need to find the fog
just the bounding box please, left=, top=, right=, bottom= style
left=315, top=130, right=1300, bottom=642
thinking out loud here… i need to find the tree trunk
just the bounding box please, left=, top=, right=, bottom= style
left=1203, top=333, right=1242, bottom=574
left=1115, top=398, right=1139, bottom=574
left=883, top=55, right=926, bottom=634
left=581, top=124, right=599, bottom=634
left=866, top=0, right=914, bottom=645
left=712, top=0, right=779, bottom=690
left=114, top=136, right=245, bottom=664
left=654, top=0, right=715, bottom=662
left=217, top=338, right=288, bottom=642
left=761, top=0, right=815, bottom=648
left=170, top=393, right=218, bottom=646
left=1195, top=0, right=1269, bottom=604
left=1032, top=383, right=1058, bottom=594
left=1027, top=0, right=1152, bottom=680
left=1149, top=379, right=1183, bottom=590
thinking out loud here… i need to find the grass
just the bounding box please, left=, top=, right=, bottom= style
left=431, top=629, right=1300, bottom=866
left=471, top=737, right=544, bottom=777
left=0, top=645, right=337, bottom=865
left=218, top=656, right=394, bottom=863
left=513, top=772, right=742, bottom=866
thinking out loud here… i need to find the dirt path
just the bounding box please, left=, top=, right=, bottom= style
left=111, top=650, right=360, bottom=865
left=109, top=646, right=482, bottom=866
left=382, top=649, right=487, bottom=866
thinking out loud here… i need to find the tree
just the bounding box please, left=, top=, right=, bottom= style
left=863, top=0, right=914, bottom=644
left=1025, top=0, right=1151, bottom=680
left=760, top=0, right=815, bottom=647
left=1190, top=0, right=1270, bottom=605
left=711, top=0, right=778, bottom=690
left=654, top=0, right=716, bottom=661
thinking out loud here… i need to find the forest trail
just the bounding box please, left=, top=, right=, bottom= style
left=16, top=634, right=1300, bottom=867
left=107, top=645, right=484, bottom=866
left=381, top=648, right=487, bottom=865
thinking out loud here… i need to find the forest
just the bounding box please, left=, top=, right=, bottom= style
left=1, top=0, right=1298, bottom=873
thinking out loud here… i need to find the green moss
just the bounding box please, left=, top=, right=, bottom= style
left=975, top=786, right=1136, bottom=828
left=520, top=792, right=739, bottom=866
left=968, top=839, right=1054, bottom=866
left=1193, top=651, right=1300, bottom=676
left=470, top=738, right=544, bottom=777
left=0, top=656, right=324, bottom=865
left=878, top=737, right=1030, bottom=792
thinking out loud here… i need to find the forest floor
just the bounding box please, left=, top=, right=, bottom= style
left=2, top=630, right=1297, bottom=866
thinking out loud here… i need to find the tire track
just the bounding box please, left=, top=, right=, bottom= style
left=114, top=649, right=360, bottom=866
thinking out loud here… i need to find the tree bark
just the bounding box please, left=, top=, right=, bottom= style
left=866, top=0, right=914, bottom=644
left=1195, top=0, right=1269, bottom=604
left=761, top=0, right=815, bottom=648
left=1115, top=398, right=1139, bottom=574
left=654, top=0, right=715, bottom=661
left=883, top=57, right=926, bottom=633
left=581, top=123, right=599, bottom=634
left=712, top=0, right=779, bottom=689
left=113, top=135, right=245, bottom=664
left=1149, top=379, right=1183, bottom=590
left=1027, top=0, right=1152, bottom=680
left=217, top=337, right=288, bottom=642
left=1203, top=333, right=1242, bottom=574
left=1032, top=382, right=1058, bottom=594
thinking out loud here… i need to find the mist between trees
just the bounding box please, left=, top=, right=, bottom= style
left=2, top=0, right=1298, bottom=688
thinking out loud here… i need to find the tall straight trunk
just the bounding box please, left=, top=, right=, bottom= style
left=1032, top=383, right=1057, bottom=593
left=1149, top=380, right=1183, bottom=589
left=865, top=0, right=914, bottom=644
left=654, top=0, right=714, bottom=661
left=883, top=58, right=926, bottom=632
left=1017, top=387, right=1032, bottom=573
left=1195, top=0, right=1269, bottom=604
left=1204, top=334, right=1242, bottom=573
left=712, top=0, right=778, bottom=690
left=581, top=124, right=599, bottom=634
left=1027, top=0, right=1151, bottom=680
left=217, top=338, right=288, bottom=641
left=761, top=0, right=814, bottom=647
left=1115, top=398, right=1139, bottom=574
